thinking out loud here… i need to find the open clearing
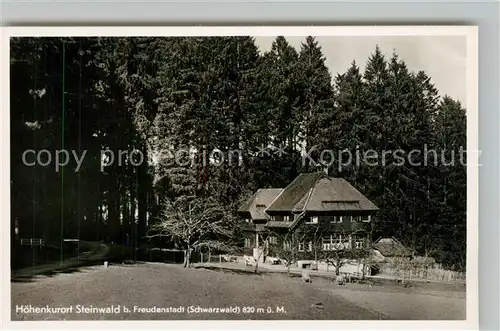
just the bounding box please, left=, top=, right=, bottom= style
left=11, top=262, right=465, bottom=320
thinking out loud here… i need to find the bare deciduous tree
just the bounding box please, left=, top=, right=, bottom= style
left=269, top=231, right=304, bottom=274
left=319, top=230, right=371, bottom=276
left=147, top=195, right=237, bottom=267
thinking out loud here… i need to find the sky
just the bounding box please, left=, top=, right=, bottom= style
left=254, top=36, right=467, bottom=105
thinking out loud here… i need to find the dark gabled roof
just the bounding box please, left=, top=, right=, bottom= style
left=304, top=178, right=379, bottom=212
left=265, top=172, right=326, bottom=213
left=237, top=188, right=283, bottom=220
left=265, top=172, right=379, bottom=213
left=292, top=188, right=313, bottom=212
left=373, top=237, right=412, bottom=257
left=238, top=192, right=258, bottom=214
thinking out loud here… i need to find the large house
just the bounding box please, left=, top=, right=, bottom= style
left=238, top=188, right=284, bottom=256
left=238, top=172, right=379, bottom=265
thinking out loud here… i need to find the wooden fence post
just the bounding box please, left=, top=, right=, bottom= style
left=219, top=254, right=222, bottom=264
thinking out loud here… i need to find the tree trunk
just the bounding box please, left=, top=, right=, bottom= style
left=253, top=247, right=264, bottom=273
left=108, top=169, right=120, bottom=244
left=183, top=249, right=188, bottom=268
left=137, top=145, right=149, bottom=242
left=184, top=246, right=192, bottom=268
left=122, top=189, right=130, bottom=246
left=96, top=203, right=102, bottom=241
left=263, top=241, right=267, bottom=263
left=335, top=264, right=341, bottom=276
left=130, top=180, right=136, bottom=261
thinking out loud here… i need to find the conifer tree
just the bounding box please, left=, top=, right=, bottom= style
left=257, top=36, right=303, bottom=185
left=430, top=96, right=466, bottom=269
left=296, top=36, right=335, bottom=172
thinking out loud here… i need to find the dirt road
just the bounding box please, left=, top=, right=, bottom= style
left=11, top=262, right=465, bottom=321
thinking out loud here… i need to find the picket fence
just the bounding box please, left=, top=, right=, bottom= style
left=377, top=263, right=466, bottom=283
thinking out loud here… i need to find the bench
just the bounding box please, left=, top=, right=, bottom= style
left=20, top=238, right=44, bottom=247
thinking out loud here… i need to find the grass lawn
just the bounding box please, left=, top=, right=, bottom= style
left=11, top=262, right=465, bottom=321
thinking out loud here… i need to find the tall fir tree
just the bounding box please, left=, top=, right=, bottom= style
left=328, top=61, right=367, bottom=182
left=296, top=36, right=335, bottom=173
left=256, top=36, right=303, bottom=185
left=430, top=96, right=467, bottom=269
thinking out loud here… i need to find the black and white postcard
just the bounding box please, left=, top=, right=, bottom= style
left=2, top=26, right=479, bottom=330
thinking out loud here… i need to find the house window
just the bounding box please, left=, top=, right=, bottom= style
left=306, top=216, right=318, bottom=224
left=283, top=241, right=291, bottom=250
left=350, top=216, right=359, bottom=223
left=322, top=236, right=332, bottom=251
left=283, top=215, right=290, bottom=222
left=268, top=236, right=277, bottom=245
left=332, top=233, right=342, bottom=246
left=323, top=234, right=351, bottom=250
left=298, top=241, right=313, bottom=252
left=343, top=235, right=352, bottom=249
left=354, top=236, right=364, bottom=249
left=361, top=215, right=371, bottom=222
left=245, top=218, right=250, bottom=223
left=330, top=216, right=343, bottom=223
left=244, top=238, right=252, bottom=248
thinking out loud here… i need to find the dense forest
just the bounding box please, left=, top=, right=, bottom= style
left=10, top=37, right=466, bottom=271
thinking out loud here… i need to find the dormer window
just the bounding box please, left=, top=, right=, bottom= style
left=283, top=215, right=290, bottom=222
